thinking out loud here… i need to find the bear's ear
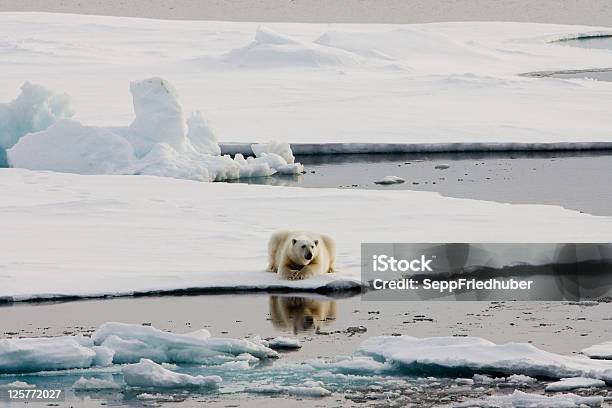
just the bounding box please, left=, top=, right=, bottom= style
left=314, top=240, right=319, bottom=246
left=292, top=239, right=297, bottom=245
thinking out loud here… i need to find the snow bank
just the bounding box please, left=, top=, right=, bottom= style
left=454, top=390, right=604, bottom=408
left=545, top=377, right=606, bottom=392
left=0, top=82, right=72, bottom=150
left=122, top=358, right=221, bottom=389
left=2, top=169, right=612, bottom=300
left=357, top=336, right=612, bottom=381
left=7, top=78, right=302, bottom=181
left=582, top=342, right=612, bottom=360
left=221, top=26, right=362, bottom=68
left=92, top=322, right=278, bottom=364
left=73, top=377, right=121, bottom=390
left=0, top=336, right=108, bottom=374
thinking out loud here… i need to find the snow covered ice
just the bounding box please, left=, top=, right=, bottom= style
left=3, top=14, right=612, bottom=152
left=6, top=77, right=303, bottom=181
left=3, top=170, right=612, bottom=299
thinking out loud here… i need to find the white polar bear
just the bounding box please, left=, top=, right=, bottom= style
left=267, top=230, right=336, bottom=280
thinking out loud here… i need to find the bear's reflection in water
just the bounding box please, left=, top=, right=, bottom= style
left=269, top=296, right=337, bottom=334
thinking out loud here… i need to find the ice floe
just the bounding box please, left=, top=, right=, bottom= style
left=545, top=377, right=606, bottom=392
left=7, top=78, right=302, bottom=181
left=267, top=337, right=302, bottom=350
left=0, top=381, right=36, bottom=388
left=93, top=322, right=278, bottom=364
left=357, top=336, right=612, bottom=381
left=122, top=359, right=222, bottom=389
left=2, top=169, right=612, bottom=300
left=374, top=175, right=405, bottom=185
left=582, top=341, right=612, bottom=360
left=0, top=335, right=110, bottom=373
left=246, top=380, right=332, bottom=397
left=454, top=390, right=604, bottom=408
left=0, top=322, right=277, bottom=374
left=73, top=377, right=121, bottom=390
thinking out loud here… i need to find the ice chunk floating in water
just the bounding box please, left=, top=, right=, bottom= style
left=0, top=335, right=112, bottom=374
left=374, top=175, right=405, bottom=185
left=122, top=359, right=222, bottom=389
left=93, top=322, right=278, bottom=365
left=356, top=335, right=612, bottom=381
left=454, top=390, right=604, bottom=408
left=0, top=322, right=277, bottom=373
left=582, top=341, right=612, bottom=360
left=545, top=377, right=606, bottom=392
left=73, top=377, right=121, bottom=390
left=7, top=78, right=302, bottom=181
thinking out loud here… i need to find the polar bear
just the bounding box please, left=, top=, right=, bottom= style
left=267, top=230, right=335, bottom=280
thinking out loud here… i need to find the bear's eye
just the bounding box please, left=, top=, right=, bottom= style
left=301, top=245, right=306, bottom=249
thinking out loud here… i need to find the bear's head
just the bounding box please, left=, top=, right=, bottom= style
left=290, top=236, right=319, bottom=266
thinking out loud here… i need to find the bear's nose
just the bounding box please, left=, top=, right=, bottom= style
left=305, top=252, right=312, bottom=260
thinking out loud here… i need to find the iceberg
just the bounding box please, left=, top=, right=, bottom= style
left=7, top=78, right=302, bottom=182
left=122, top=359, right=221, bottom=389
left=357, top=336, right=612, bottom=381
